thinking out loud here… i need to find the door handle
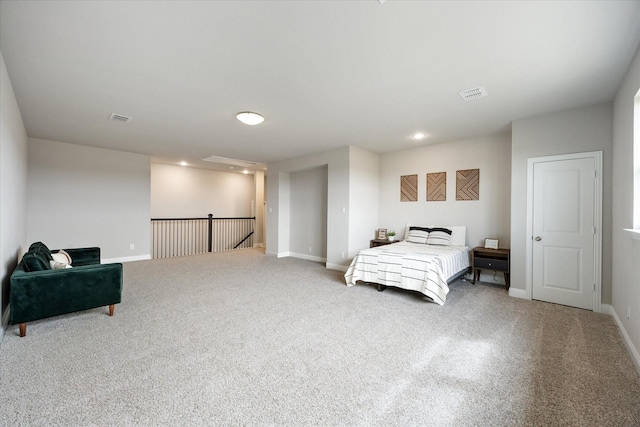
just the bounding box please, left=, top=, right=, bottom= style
left=534, top=236, right=542, bottom=241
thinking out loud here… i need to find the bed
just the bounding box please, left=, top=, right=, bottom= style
left=344, top=225, right=471, bottom=305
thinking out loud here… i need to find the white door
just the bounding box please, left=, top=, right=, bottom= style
left=530, top=155, right=598, bottom=310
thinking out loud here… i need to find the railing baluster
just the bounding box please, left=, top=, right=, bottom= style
left=151, top=215, right=256, bottom=259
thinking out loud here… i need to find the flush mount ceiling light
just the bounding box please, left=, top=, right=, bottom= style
left=412, top=132, right=426, bottom=140
left=236, top=111, right=265, bottom=126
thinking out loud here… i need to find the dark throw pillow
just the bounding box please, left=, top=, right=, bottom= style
left=22, top=252, right=50, bottom=272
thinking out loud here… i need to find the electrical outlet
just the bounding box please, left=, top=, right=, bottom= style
left=628, top=306, right=631, bottom=321
left=130, top=244, right=135, bottom=250
left=308, top=246, right=312, bottom=252
left=341, top=251, right=345, bottom=259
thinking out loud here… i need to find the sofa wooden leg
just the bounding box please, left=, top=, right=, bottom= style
left=109, top=304, right=115, bottom=316
left=19, top=323, right=26, bottom=337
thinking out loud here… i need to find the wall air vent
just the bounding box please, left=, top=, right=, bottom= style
left=459, top=86, right=488, bottom=101
left=109, top=113, right=132, bottom=122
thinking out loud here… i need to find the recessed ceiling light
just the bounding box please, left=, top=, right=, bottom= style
left=179, top=161, right=187, bottom=166
left=243, top=170, right=249, bottom=174
left=236, top=112, right=265, bottom=126
left=412, top=133, right=426, bottom=140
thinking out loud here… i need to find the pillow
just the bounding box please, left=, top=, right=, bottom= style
left=403, top=224, right=416, bottom=241
left=29, top=241, right=53, bottom=262
left=403, top=224, right=427, bottom=241
left=51, top=250, right=72, bottom=269
left=52, top=250, right=72, bottom=265
left=406, top=226, right=430, bottom=244
left=50, top=260, right=72, bottom=270
left=426, top=227, right=452, bottom=246
left=22, top=252, right=50, bottom=272
left=404, top=224, right=467, bottom=246
left=441, top=226, right=467, bottom=246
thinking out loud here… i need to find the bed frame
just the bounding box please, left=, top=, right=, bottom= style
left=375, top=266, right=472, bottom=293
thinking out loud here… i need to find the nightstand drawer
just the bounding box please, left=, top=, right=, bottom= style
left=474, top=257, right=509, bottom=272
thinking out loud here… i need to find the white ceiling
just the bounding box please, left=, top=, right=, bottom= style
left=2, top=1, right=640, bottom=172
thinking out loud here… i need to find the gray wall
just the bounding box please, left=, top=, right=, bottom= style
left=612, top=44, right=640, bottom=365
left=511, top=103, right=613, bottom=302
left=0, top=52, right=28, bottom=338
left=379, top=134, right=512, bottom=250
left=289, top=166, right=328, bottom=261
left=151, top=163, right=254, bottom=218
left=348, top=146, right=380, bottom=257
left=27, top=138, right=151, bottom=261
left=267, top=146, right=379, bottom=270
left=254, top=171, right=266, bottom=247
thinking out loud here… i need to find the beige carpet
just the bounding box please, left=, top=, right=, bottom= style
left=1, top=248, right=639, bottom=426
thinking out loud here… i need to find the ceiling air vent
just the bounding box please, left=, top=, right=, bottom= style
left=202, top=155, right=258, bottom=168
left=459, top=86, right=488, bottom=101
left=109, top=113, right=132, bottom=122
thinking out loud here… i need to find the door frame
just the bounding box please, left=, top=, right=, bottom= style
left=525, top=151, right=603, bottom=312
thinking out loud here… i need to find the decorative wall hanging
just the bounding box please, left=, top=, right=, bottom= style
left=427, top=172, right=446, bottom=201
left=456, top=169, right=479, bottom=200
left=400, top=174, right=418, bottom=202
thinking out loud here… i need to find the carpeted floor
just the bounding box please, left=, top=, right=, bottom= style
left=1, top=248, right=639, bottom=426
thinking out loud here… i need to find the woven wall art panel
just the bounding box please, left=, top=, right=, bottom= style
left=427, top=172, right=446, bottom=201
left=456, top=169, right=479, bottom=201
left=400, top=174, right=418, bottom=202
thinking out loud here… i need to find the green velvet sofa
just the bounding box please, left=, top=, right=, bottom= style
left=10, top=242, right=123, bottom=337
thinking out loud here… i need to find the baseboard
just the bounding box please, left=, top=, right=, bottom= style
left=508, top=287, right=527, bottom=299
left=600, top=303, right=613, bottom=316
left=253, top=243, right=265, bottom=248
left=606, top=305, right=640, bottom=375
left=288, top=252, right=327, bottom=263
left=102, top=254, right=151, bottom=264
left=326, top=263, right=348, bottom=273
left=275, top=252, right=347, bottom=272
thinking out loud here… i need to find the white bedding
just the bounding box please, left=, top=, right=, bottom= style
left=344, top=241, right=471, bottom=305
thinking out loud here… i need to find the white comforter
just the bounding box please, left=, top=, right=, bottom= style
left=344, top=241, right=470, bottom=305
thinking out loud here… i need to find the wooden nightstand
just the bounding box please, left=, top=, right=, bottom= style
left=370, top=239, right=397, bottom=248
left=471, top=247, right=511, bottom=290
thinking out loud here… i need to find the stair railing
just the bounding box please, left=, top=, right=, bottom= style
left=151, top=214, right=255, bottom=259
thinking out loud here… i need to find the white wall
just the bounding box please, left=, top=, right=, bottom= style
left=349, top=146, right=380, bottom=257
left=267, top=146, right=374, bottom=270
left=254, top=170, right=265, bottom=246
left=289, top=166, right=328, bottom=261
left=27, top=138, right=151, bottom=261
left=511, top=103, right=613, bottom=301
left=379, top=134, right=512, bottom=249
left=151, top=163, right=254, bottom=218
left=612, top=44, right=640, bottom=369
left=266, top=147, right=349, bottom=268
left=0, top=51, right=28, bottom=339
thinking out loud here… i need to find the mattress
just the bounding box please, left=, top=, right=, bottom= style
left=344, top=241, right=471, bottom=305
